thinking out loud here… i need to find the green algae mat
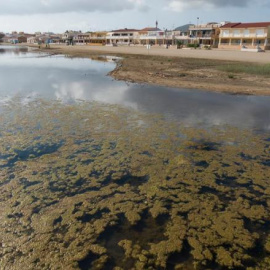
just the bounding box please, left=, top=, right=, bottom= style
left=0, top=98, right=270, bottom=270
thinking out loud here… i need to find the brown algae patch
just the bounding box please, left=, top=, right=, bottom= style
left=0, top=98, right=270, bottom=270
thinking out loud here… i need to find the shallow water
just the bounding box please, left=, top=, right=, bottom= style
left=1, top=46, right=270, bottom=130
left=1, top=46, right=270, bottom=270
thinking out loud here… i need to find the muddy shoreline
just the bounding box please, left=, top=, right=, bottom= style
left=23, top=44, right=270, bottom=95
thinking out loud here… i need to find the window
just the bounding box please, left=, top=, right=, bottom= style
left=222, top=30, right=229, bottom=37
left=256, top=29, right=265, bottom=36
left=233, top=30, right=240, bottom=37
left=243, top=30, right=249, bottom=37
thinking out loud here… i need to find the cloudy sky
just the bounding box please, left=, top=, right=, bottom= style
left=0, top=0, right=269, bottom=33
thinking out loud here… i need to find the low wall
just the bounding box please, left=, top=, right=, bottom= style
left=87, top=43, right=104, bottom=46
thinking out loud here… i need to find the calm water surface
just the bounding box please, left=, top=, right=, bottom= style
left=1, top=46, right=270, bottom=270
left=0, top=46, right=270, bottom=131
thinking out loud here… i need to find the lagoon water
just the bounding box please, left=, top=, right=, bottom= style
left=1, top=46, right=270, bottom=130
left=1, top=46, right=270, bottom=270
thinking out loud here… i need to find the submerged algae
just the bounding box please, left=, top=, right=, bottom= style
left=0, top=98, right=270, bottom=270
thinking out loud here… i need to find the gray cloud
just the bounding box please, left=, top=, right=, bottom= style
left=0, top=0, right=147, bottom=15
left=167, top=0, right=255, bottom=11
left=190, top=0, right=249, bottom=7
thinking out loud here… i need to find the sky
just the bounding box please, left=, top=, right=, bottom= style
left=0, top=0, right=270, bottom=33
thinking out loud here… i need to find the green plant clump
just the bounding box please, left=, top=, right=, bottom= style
left=219, top=63, right=270, bottom=76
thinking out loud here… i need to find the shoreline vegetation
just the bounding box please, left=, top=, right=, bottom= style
left=23, top=44, right=270, bottom=95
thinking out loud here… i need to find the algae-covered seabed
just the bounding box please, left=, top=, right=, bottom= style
left=0, top=98, right=270, bottom=270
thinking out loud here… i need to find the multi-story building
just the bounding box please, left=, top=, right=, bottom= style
left=73, top=33, right=91, bottom=45
left=106, top=29, right=139, bottom=46
left=138, top=27, right=165, bottom=45
left=219, top=22, right=270, bottom=50
left=62, top=31, right=81, bottom=45
left=88, top=32, right=107, bottom=46
left=173, top=24, right=193, bottom=45
left=189, top=22, right=222, bottom=47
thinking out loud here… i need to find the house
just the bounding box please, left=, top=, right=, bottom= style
left=138, top=27, right=166, bottom=45
left=4, top=34, right=29, bottom=44
left=73, top=33, right=91, bottom=45
left=106, top=29, right=139, bottom=46
left=18, top=36, right=27, bottom=43
left=2, top=35, right=12, bottom=43
left=71, top=32, right=107, bottom=46
left=219, top=22, right=270, bottom=50
left=27, top=33, right=61, bottom=45
left=88, top=32, right=107, bottom=46
left=174, top=24, right=193, bottom=45
left=62, top=31, right=81, bottom=45
left=50, top=35, right=61, bottom=44
left=189, top=22, right=222, bottom=47
left=27, top=36, right=38, bottom=44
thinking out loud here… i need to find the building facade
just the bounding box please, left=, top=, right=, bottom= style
left=106, top=29, right=139, bottom=45
left=173, top=24, right=193, bottom=45
left=188, top=23, right=221, bottom=47
left=219, top=22, right=270, bottom=50
left=138, top=27, right=165, bottom=45
left=73, top=33, right=91, bottom=45
left=88, top=32, right=107, bottom=46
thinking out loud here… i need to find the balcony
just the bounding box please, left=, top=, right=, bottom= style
left=90, top=37, right=106, bottom=40
left=220, top=33, right=267, bottom=38
left=106, top=36, right=134, bottom=40
left=189, top=24, right=219, bottom=30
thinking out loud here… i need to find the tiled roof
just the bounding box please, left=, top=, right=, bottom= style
left=221, top=22, right=270, bottom=28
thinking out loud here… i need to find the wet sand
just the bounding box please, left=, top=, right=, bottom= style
left=27, top=44, right=270, bottom=95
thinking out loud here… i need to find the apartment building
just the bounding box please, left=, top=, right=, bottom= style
left=219, top=22, right=270, bottom=50
left=88, top=32, right=107, bottom=46
left=189, top=22, right=221, bottom=47
left=174, top=24, right=193, bottom=45
left=73, top=33, right=91, bottom=45
left=106, top=29, right=139, bottom=45
left=138, top=27, right=165, bottom=45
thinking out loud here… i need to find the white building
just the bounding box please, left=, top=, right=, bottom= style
left=106, top=29, right=139, bottom=46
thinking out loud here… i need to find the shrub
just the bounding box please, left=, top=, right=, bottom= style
left=187, top=43, right=200, bottom=48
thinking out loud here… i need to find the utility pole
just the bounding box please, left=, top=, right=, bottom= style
left=196, top=17, right=200, bottom=45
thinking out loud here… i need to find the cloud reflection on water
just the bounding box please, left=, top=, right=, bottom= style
left=0, top=47, right=270, bottom=131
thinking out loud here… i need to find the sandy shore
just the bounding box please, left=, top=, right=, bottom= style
left=31, top=44, right=270, bottom=63
left=28, top=44, right=270, bottom=95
